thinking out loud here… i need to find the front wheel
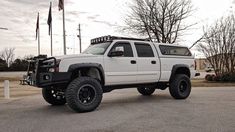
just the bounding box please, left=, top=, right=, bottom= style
left=137, top=86, right=155, bottom=96
left=66, top=77, right=103, bottom=113
left=169, top=74, right=191, bottom=99
left=42, top=88, right=66, bottom=105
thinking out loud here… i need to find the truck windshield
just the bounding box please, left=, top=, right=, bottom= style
left=82, top=42, right=111, bottom=55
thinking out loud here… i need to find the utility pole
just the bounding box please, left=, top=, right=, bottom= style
left=77, top=24, right=82, bottom=53
left=37, top=12, right=40, bottom=55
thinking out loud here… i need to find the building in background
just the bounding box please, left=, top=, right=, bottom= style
left=195, top=58, right=211, bottom=71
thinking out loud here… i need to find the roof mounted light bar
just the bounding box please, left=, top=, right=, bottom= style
left=90, top=35, right=150, bottom=45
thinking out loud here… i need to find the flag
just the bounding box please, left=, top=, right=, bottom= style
left=47, top=2, right=52, bottom=35
left=58, top=0, right=64, bottom=11
left=36, top=12, right=39, bottom=40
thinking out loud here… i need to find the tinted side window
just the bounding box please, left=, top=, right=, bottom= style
left=135, top=43, right=154, bottom=57
left=159, top=45, right=192, bottom=56
left=110, top=42, right=133, bottom=57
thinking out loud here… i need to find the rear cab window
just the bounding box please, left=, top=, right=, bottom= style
left=159, top=45, right=192, bottom=56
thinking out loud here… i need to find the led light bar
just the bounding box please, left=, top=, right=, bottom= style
left=90, top=35, right=150, bottom=45
left=91, top=35, right=112, bottom=45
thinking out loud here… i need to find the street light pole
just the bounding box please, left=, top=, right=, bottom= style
left=77, top=24, right=82, bottom=53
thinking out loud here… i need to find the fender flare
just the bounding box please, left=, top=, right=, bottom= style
left=170, top=64, right=190, bottom=81
left=68, top=63, right=105, bottom=84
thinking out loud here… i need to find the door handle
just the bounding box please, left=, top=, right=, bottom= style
left=151, top=60, right=156, bottom=64
left=131, top=60, right=136, bottom=64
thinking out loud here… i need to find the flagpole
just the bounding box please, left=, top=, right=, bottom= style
left=51, top=21, right=53, bottom=56
left=50, top=2, right=53, bottom=56
left=62, top=0, right=66, bottom=55
left=38, top=12, right=40, bottom=55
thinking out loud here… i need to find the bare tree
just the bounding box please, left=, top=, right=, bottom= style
left=0, top=48, right=15, bottom=67
left=124, top=0, right=194, bottom=43
left=198, top=15, right=235, bottom=75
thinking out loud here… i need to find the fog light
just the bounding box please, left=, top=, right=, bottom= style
left=49, top=68, right=55, bottom=72
left=43, top=75, right=50, bottom=80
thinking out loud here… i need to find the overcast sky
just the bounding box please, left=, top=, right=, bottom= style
left=0, top=0, right=234, bottom=58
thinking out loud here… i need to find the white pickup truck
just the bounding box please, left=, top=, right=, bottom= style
left=26, top=35, right=199, bottom=113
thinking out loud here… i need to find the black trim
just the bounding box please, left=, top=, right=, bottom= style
left=159, top=56, right=194, bottom=59
left=68, top=63, right=105, bottom=84
left=151, top=60, right=156, bottom=64
left=103, top=83, right=156, bottom=93
left=103, top=82, right=169, bottom=93
left=170, top=64, right=190, bottom=81
left=26, top=57, right=68, bottom=87
left=130, top=60, right=136, bottom=64
left=28, top=72, right=71, bottom=87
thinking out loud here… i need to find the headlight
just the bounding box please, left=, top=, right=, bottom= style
left=55, top=59, right=61, bottom=72
left=48, top=59, right=61, bottom=72
left=56, top=59, right=61, bottom=66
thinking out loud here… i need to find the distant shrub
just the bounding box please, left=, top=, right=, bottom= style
left=219, top=73, right=235, bottom=82
left=221, top=73, right=230, bottom=82
left=213, top=75, right=221, bottom=81
left=206, top=73, right=235, bottom=82
left=205, top=74, right=213, bottom=81
left=211, top=75, right=216, bottom=81
left=229, top=74, right=235, bottom=82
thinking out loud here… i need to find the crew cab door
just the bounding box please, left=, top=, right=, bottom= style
left=104, top=41, right=137, bottom=85
left=134, top=42, right=160, bottom=83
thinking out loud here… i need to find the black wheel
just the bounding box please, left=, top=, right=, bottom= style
left=42, top=88, right=66, bottom=105
left=169, top=74, right=191, bottom=99
left=66, top=77, right=103, bottom=113
left=137, top=86, right=155, bottom=96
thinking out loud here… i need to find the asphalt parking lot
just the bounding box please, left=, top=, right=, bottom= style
left=0, top=87, right=235, bottom=132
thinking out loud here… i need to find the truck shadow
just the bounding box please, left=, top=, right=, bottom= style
left=103, top=94, right=172, bottom=103
left=100, top=93, right=173, bottom=109
left=33, top=94, right=172, bottom=113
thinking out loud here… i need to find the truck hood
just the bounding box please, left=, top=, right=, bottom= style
left=55, top=54, right=99, bottom=60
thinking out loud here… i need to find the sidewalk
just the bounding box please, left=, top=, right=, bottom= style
left=0, top=81, right=40, bottom=99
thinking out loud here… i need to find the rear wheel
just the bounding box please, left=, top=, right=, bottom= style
left=137, top=86, right=155, bottom=96
left=42, top=88, right=66, bottom=105
left=66, top=77, right=103, bottom=113
left=169, top=74, right=191, bottom=99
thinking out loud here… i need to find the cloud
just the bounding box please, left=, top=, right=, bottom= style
left=6, top=0, right=48, bottom=8
left=67, top=11, right=89, bottom=17
left=87, top=14, right=100, bottom=20
left=93, top=20, right=117, bottom=27
left=10, top=18, right=24, bottom=23
left=0, top=0, right=128, bottom=57
left=66, top=18, right=76, bottom=23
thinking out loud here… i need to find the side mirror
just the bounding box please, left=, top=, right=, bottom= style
left=108, top=46, right=124, bottom=57
left=108, top=51, right=124, bottom=57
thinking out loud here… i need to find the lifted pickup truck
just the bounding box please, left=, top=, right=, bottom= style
left=26, top=35, right=199, bottom=112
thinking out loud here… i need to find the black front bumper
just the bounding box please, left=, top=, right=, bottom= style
left=28, top=72, right=71, bottom=87
left=26, top=56, right=72, bottom=87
